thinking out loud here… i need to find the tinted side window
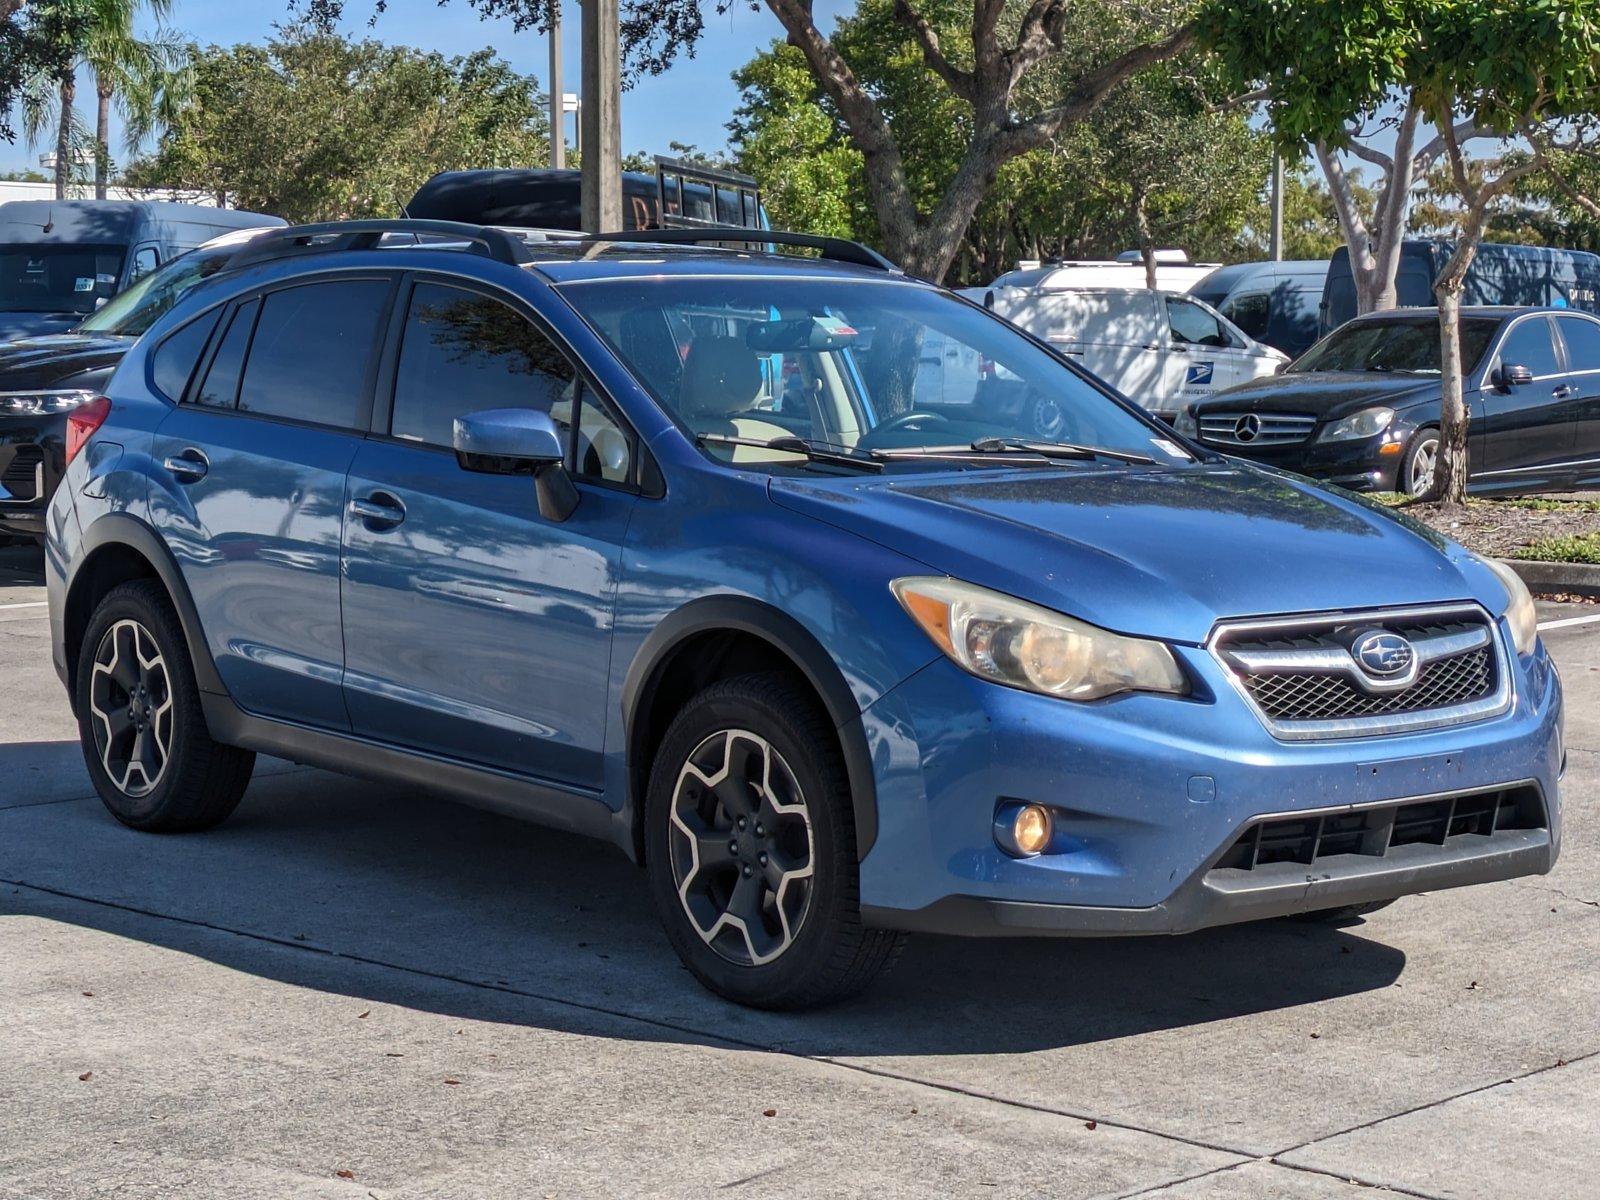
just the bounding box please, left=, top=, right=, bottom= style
left=1498, top=317, right=1562, bottom=378
left=195, top=299, right=259, bottom=409
left=1557, top=316, right=1600, bottom=373
left=237, top=280, right=390, bottom=427
left=390, top=282, right=576, bottom=447
left=151, top=308, right=222, bottom=402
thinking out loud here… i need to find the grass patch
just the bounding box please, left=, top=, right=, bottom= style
left=1511, top=533, right=1600, bottom=564
left=1495, top=496, right=1600, bottom=514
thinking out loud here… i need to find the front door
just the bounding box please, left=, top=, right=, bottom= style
left=1553, top=313, right=1600, bottom=481
left=1161, top=295, right=1242, bottom=413
left=339, top=278, right=639, bottom=791
left=148, top=276, right=395, bottom=730
left=1478, top=314, right=1577, bottom=486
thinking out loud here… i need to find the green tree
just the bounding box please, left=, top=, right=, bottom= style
left=1205, top=0, right=1600, bottom=506
left=125, top=27, right=550, bottom=220
left=305, top=0, right=1197, bottom=281
left=729, top=4, right=1263, bottom=284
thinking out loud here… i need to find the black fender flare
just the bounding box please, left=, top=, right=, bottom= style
left=67, top=512, right=225, bottom=695
left=619, top=595, right=879, bottom=862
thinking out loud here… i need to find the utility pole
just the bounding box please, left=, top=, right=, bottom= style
left=549, top=2, right=564, bottom=170
left=579, top=0, right=622, bottom=233
left=1269, top=151, right=1285, bottom=262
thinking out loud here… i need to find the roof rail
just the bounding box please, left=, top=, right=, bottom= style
left=581, top=227, right=900, bottom=273
left=226, top=219, right=538, bottom=269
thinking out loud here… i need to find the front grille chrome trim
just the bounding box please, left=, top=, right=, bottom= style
left=1208, top=603, right=1513, bottom=741
left=1198, top=411, right=1318, bottom=447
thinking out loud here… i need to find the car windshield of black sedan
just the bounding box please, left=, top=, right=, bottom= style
left=78, top=245, right=235, bottom=337
left=562, top=276, right=1183, bottom=468
left=1290, top=317, right=1499, bottom=376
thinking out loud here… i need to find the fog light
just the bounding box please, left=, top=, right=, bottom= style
left=995, top=802, right=1053, bottom=858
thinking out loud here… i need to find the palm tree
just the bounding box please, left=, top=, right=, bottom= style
left=21, top=0, right=191, bottom=199
left=84, top=0, right=191, bottom=198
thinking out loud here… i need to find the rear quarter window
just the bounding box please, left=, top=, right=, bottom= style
left=150, top=308, right=223, bottom=402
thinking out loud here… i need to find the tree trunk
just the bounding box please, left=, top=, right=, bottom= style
left=1132, top=190, right=1157, bottom=289
left=95, top=77, right=112, bottom=200
left=1430, top=247, right=1478, bottom=508
left=55, top=73, right=75, bottom=200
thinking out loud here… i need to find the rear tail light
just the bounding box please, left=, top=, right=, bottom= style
left=65, top=396, right=112, bottom=466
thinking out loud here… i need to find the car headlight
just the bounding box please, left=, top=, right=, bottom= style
left=1173, top=407, right=1198, bottom=437
left=1318, top=407, right=1394, bottom=441
left=1480, top=556, right=1539, bottom=656
left=891, top=576, right=1188, bottom=701
left=0, top=390, right=98, bottom=416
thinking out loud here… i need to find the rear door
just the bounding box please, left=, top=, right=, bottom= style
left=1553, top=313, right=1600, bottom=479
left=148, top=274, right=396, bottom=730
left=1026, top=291, right=1164, bottom=409
left=339, top=276, right=639, bottom=791
left=1477, top=314, right=1576, bottom=483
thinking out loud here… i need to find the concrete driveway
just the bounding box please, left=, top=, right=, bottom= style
left=2, top=541, right=1596, bottom=1199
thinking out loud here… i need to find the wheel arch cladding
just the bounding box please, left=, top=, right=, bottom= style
left=65, top=514, right=223, bottom=706
left=622, top=596, right=879, bottom=866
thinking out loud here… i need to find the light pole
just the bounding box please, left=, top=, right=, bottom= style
left=549, top=2, right=565, bottom=170
left=580, top=0, right=622, bottom=232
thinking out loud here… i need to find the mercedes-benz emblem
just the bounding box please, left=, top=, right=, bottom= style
left=1233, top=413, right=1262, bottom=442
left=1353, top=631, right=1415, bottom=678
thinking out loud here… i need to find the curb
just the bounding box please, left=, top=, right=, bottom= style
left=1501, top=557, right=1600, bottom=599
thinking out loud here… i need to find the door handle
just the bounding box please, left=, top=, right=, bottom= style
left=1553, top=384, right=1577, bottom=398
left=162, top=450, right=209, bottom=483
left=349, top=493, right=406, bottom=530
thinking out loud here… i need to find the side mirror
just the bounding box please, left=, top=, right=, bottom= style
left=453, top=408, right=578, bottom=522
left=1494, top=363, right=1534, bottom=390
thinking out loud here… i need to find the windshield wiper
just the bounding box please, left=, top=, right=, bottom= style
left=696, top=433, right=884, bottom=473
left=967, top=436, right=1156, bottom=465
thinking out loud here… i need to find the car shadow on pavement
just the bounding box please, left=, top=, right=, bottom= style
left=0, top=744, right=1406, bottom=1058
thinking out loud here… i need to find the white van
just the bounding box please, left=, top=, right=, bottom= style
left=966, top=285, right=1288, bottom=419
left=993, top=256, right=1221, bottom=294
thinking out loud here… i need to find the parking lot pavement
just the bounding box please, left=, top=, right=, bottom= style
left=2, top=539, right=1597, bottom=1199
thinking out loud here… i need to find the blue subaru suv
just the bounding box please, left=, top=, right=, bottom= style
left=46, top=221, right=1563, bottom=1008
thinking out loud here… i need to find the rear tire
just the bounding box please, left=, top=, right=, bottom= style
left=75, top=580, right=255, bottom=832
left=645, top=672, right=905, bottom=1009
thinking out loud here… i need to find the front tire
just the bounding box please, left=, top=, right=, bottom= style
left=1290, top=899, right=1396, bottom=924
left=645, top=672, right=904, bottom=1009
left=1401, top=427, right=1440, bottom=497
left=75, top=580, right=255, bottom=832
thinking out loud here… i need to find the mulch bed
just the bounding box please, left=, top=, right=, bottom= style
left=1392, top=496, right=1600, bottom=560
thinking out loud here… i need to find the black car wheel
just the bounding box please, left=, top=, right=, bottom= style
left=1401, top=427, right=1440, bottom=497
left=1290, top=899, right=1396, bottom=924
left=645, top=672, right=905, bottom=1009
left=75, top=580, right=255, bottom=831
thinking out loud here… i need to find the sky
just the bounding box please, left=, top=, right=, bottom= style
left=1, top=0, right=851, bottom=176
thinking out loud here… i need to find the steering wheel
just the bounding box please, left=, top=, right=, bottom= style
left=859, top=410, right=951, bottom=448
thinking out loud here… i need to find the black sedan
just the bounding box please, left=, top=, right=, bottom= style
left=0, top=229, right=268, bottom=544
left=1176, top=307, right=1600, bottom=496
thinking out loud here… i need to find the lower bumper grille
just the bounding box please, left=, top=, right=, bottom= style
left=1214, top=785, right=1546, bottom=872
left=0, top=445, right=43, bottom=502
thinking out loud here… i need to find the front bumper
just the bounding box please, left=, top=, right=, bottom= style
left=0, top=416, right=65, bottom=537
left=1197, top=434, right=1401, bottom=492
left=857, top=623, right=1563, bottom=936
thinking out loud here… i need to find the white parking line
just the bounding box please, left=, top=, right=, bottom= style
left=0, top=601, right=46, bottom=611
left=1539, top=611, right=1600, bottom=631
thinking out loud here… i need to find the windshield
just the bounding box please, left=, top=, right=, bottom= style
left=1292, top=317, right=1499, bottom=375
left=561, top=276, right=1184, bottom=469
left=0, top=243, right=126, bottom=314
left=78, top=245, right=235, bottom=336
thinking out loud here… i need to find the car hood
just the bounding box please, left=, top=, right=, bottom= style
left=0, top=310, right=87, bottom=343
left=1197, top=371, right=1441, bottom=418
left=770, top=464, right=1496, bottom=645
left=0, top=332, right=131, bottom=390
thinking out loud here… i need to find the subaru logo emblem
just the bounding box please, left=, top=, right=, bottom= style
left=1233, top=413, right=1262, bottom=442
left=1354, top=631, right=1415, bottom=677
